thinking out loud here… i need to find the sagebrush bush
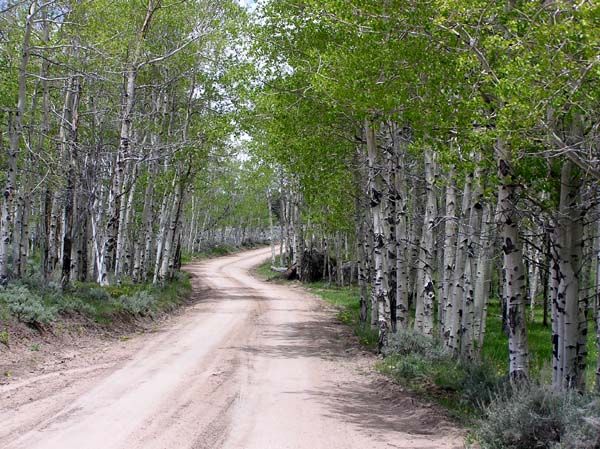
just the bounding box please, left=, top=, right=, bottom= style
left=459, top=362, right=504, bottom=408
left=380, top=328, right=503, bottom=415
left=384, top=328, right=449, bottom=360
left=19, top=270, right=55, bottom=293
left=478, top=383, right=600, bottom=449
left=383, top=353, right=431, bottom=383
left=53, top=295, right=96, bottom=316
left=0, top=284, right=55, bottom=324
left=556, top=397, right=600, bottom=449
left=115, top=291, right=156, bottom=315
left=87, top=287, right=110, bottom=302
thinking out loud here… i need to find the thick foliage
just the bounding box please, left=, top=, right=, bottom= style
left=114, top=291, right=156, bottom=316
left=380, top=329, right=503, bottom=416
left=478, top=384, right=600, bottom=449
left=0, top=285, right=56, bottom=325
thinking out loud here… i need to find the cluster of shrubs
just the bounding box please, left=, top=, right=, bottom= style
left=479, top=383, right=600, bottom=449
left=0, top=273, right=191, bottom=327
left=380, top=330, right=501, bottom=411
left=0, top=284, right=56, bottom=325
left=379, top=329, right=600, bottom=449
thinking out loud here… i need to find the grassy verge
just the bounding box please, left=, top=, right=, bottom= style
left=254, top=259, right=378, bottom=349
left=1, top=242, right=262, bottom=332
left=253, top=258, right=285, bottom=282
left=482, top=300, right=598, bottom=386
left=0, top=272, right=192, bottom=332
left=254, top=260, right=600, bottom=446
left=378, top=332, right=501, bottom=421
left=307, top=282, right=378, bottom=349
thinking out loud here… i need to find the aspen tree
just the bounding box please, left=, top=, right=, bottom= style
left=496, top=139, right=529, bottom=381
left=366, top=120, right=388, bottom=350
left=414, top=148, right=437, bottom=336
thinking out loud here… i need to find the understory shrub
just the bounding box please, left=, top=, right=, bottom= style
left=477, top=383, right=600, bottom=449
left=86, top=287, right=111, bottom=302
left=52, top=295, right=97, bottom=316
left=379, top=329, right=503, bottom=415
left=384, top=329, right=449, bottom=360
left=0, top=273, right=190, bottom=328
left=114, top=290, right=156, bottom=315
left=0, top=284, right=55, bottom=324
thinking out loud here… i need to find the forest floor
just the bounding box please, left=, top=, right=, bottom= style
left=0, top=247, right=464, bottom=449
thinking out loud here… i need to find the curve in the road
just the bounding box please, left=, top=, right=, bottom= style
left=1, top=247, right=463, bottom=449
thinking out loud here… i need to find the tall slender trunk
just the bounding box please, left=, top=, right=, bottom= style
left=461, top=165, right=484, bottom=357
left=357, top=213, right=369, bottom=324
left=267, top=189, right=276, bottom=264
left=394, top=131, right=409, bottom=329
left=39, top=4, right=51, bottom=281
left=0, top=2, right=36, bottom=284
left=139, top=157, right=158, bottom=281
left=445, top=171, right=473, bottom=352
left=415, top=148, right=437, bottom=336
left=0, top=120, right=15, bottom=285
left=496, top=139, right=529, bottom=381
left=552, top=160, right=585, bottom=390
left=60, top=77, right=81, bottom=289
left=15, top=190, right=30, bottom=277
left=115, top=163, right=137, bottom=278
left=383, top=133, right=397, bottom=331
left=473, top=204, right=494, bottom=351
left=596, top=206, right=600, bottom=392
left=441, top=166, right=457, bottom=337
left=160, top=178, right=184, bottom=281
left=75, top=196, right=89, bottom=282
left=527, top=227, right=542, bottom=320
left=366, top=120, right=387, bottom=350
left=354, top=147, right=369, bottom=324
left=153, top=184, right=174, bottom=285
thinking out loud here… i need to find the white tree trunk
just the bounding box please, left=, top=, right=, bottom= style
left=527, top=233, right=541, bottom=320
left=267, top=189, right=276, bottom=264
left=366, top=120, right=387, bottom=350
left=441, top=166, right=457, bottom=337
left=153, top=185, right=174, bottom=285
left=414, top=148, right=437, bottom=336
left=395, top=135, right=409, bottom=329
left=445, top=172, right=473, bottom=352
left=596, top=208, right=600, bottom=392
left=461, top=164, right=484, bottom=357
left=496, top=139, right=529, bottom=381
left=0, top=2, right=36, bottom=284
left=473, top=204, right=495, bottom=351
left=552, top=160, right=585, bottom=390
left=160, top=180, right=184, bottom=282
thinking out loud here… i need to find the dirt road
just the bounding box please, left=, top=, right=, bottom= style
left=0, top=247, right=464, bottom=449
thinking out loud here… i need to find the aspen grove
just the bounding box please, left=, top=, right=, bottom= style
left=1, top=0, right=600, bottom=403
left=0, top=1, right=274, bottom=291
left=246, top=0, right=600, bottom=393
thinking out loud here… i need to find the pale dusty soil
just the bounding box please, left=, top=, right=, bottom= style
left=0, top=247, right=465, bottom=449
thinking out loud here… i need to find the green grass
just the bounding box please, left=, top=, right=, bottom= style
left=255, top=259, right=600, bottom=417
left=254, top=258, right=285, bottom=282
left=254, top=260, right=378, bottom=348
left=308, top=281, right=379, bottom=349
left=0, top=273, right=192, bottom=327
left=378, top=353, right=487, bottom=420
left=482, top=300, right=598, bottom=387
